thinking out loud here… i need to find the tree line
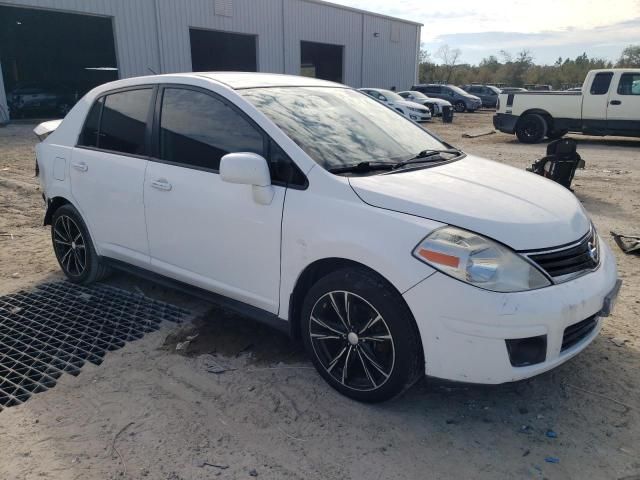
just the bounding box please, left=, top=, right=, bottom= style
left=418, top=45, right=640, bottom=89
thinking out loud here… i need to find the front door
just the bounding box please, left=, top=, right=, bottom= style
left=607, top=71, right=640, bottom=135
left=70, top=87, right=154, bottom=266
left=143, top=86, right=285, bottom=313
left=582, top=71, right=613, bottom=126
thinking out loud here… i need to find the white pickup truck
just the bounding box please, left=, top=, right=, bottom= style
left=494, top=69, right=640, bottom=143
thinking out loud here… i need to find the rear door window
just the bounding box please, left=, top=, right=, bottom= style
left=78, top=97, right=104, bottom=148
left=590, top=72, right=613, bottom=95
left=99, top=89, right=153, bottom=155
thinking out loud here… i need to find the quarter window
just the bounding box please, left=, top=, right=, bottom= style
left=617, top=73, right=640, bottom=95
left=159, top=88, right=264, bottom=170
left=590, top=72, right=613, bottom=95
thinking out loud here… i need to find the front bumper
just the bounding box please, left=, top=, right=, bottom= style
left=409, top=111, right=432, bottom=122
left=403, top=240, right=620, bottom=384
left=493, top=113, right=518, bottom=134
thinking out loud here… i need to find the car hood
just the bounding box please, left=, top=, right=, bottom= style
left=395, top=100, right=429, bottom=111
left=348, top=155, right=590, bottom=250
left=415, top=98, right=451, bottom=107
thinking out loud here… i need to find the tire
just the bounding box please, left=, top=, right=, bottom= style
left=515, top=114, right=548, bottom=143
left=51, top=204, right=110, bottom=284
left=547, top=129, right=568, bottom=140
left=454, top=101, right=466, bottom=113
left=301, top=268, right=423, bottom=403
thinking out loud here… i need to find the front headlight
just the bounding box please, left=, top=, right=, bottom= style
left=412, top=227, right=551, bottom=292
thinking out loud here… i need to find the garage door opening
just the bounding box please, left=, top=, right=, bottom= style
left=190, top=29, right=258, bottom=72
left=300, top=41, right=344, bottom=83
left=0, top=6, right=118, bottom=120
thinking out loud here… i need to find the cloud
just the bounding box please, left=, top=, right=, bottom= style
left=333, top=0, right=640, bottom=63
left=425, top=17, right=640, bottom=64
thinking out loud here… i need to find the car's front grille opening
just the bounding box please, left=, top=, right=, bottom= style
left=525, top=229, right=599, bottom=280
left=505, top=335, right=547, bottom=367
left=561, top=316, right=598, bottom=352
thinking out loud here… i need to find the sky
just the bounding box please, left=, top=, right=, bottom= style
left=332, top=0, right=640, bottom=65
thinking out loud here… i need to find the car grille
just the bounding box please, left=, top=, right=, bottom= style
left=561, top=315, right=598, bottom=352
left=524, top=228, right=599, bottom=281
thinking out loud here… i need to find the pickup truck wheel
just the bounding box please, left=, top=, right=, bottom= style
left=301, top=268, right=422, bottom=403
left=516, top=114, right=548, bottom=143
left=454, top=101, right=467, bottom=113
left=547, top=129, right=568, bottom=140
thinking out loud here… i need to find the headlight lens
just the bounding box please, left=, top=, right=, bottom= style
left=412, top=227, right=551, bottom=292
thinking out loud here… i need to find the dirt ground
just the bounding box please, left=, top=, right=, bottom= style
left=0, top=112, right=639, bottom=480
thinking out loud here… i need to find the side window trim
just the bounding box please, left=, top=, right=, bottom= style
left=150, top=83, right=308, bottom=189
left=75, top=85, right=157, bottom=160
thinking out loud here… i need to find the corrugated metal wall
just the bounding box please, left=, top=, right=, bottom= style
left=0, top=0, right=420, bottom=93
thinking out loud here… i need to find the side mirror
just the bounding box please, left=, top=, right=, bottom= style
left=220, top=152, right=274, bottom=205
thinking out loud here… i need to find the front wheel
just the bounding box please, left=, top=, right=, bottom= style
left=515, top=113, right=548, bottom=143
left=51, top=204, right=110, bottom=284
left=454, top=101, right=466, bottom=113
left=301, top=268, right=423, bottom=403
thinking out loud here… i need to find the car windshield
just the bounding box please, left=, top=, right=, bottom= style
left=405, top=91, right=428, bottom=99
left=375, top=89, right=405, bottom=102
left=448, top=85, right=469, bottom=96
left=241, top=87, right=447, bottom=170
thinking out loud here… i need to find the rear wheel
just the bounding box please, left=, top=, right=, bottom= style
left=301, top=268, right=422, bottom=403
left=516, top=114, right=548, bottom=143
left=51, top=204, right=110, bottom=284
left=454, top=101, right=466, bottom=113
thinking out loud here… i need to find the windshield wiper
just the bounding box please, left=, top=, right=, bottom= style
left=328, top=161, right=395, bottom=174
left=392, top=149, right=462, bottom=170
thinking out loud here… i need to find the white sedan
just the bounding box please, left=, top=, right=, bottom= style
left=35, top=73, right=620, bottom=403
left=359, top=88, right=431, bottom=122
left=398, top=90, right=452, bottom=116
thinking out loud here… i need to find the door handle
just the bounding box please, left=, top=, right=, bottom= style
left=72, top=161, right=88, bottom=172
left=151, top=179, right=172, bottom=191
left=610, top=100, right=622, bottom=105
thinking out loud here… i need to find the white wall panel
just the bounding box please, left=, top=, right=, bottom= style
left=0, top=0, right=420, bottom=92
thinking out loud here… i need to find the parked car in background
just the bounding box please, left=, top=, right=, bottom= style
left=359, top=88, right=431, bottom=122
left=565, top=87, right=583, bottom=92
left=411, top=84, right=482, bottom=112
left=460, top=84, right=501, bottom=108
left=7, top=83, right=76, bottom=118
left=494, top=68, right=640, bottom=143
left=397, top=91, right=452, bottom=116
left=500, top=87, right=528, bottom=93
left=524, top=84, right=553, bottom=91
left=35, top=73, right=620, bottom=402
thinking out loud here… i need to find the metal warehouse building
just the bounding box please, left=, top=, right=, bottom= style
left=0, top=0, right=421, bottom=122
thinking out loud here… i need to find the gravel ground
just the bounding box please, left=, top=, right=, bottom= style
left=0, top=112, right=639, bottom=480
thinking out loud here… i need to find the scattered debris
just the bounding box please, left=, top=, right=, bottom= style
left=522, top=449, right=530, bottom=457
left=519, top=425, right=533, bottom=434
left=10, top=272, right=20, bottom=279
left=563, top=383, right=633, bottom=413
left=545, top=456, right=560, bottom=464
left=176, top=333, right=199, bottom=351
left=197, top=354, right=236, bottom=374
left=198, top=461, right=229, bottom=470
left=611, top=232, right=640, bottom=254
left=610, top=337, right=628, bottom=347
left=249, top=469, right=259, bottom=477
left=545, top=430, right=558, bottom=439
left=462, top=129, right=496, bottom=138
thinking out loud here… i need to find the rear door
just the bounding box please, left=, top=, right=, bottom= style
left=71, top=87, right=154, bottom=266
left=143, top=86, right=290, bottom=313
left=607, top=71, right=640, bottom=134
left=582, top=71, right=613, bottom=127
